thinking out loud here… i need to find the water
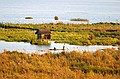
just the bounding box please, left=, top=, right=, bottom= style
left=0, top=0, right=120, bottom=24
left=0, top=41, right=118, bottom=54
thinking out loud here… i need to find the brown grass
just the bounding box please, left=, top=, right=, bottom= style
left=0, top=48, right=120, bottom=79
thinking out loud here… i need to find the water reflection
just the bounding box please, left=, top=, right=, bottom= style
left=0, top=41, right=118, bottom=54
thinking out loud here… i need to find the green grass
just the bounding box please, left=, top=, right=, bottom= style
left=0, top=28, right=36, bottom=42
left=0, top=22, right=120, bottom=45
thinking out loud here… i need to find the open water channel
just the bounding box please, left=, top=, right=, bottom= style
left=0, top=41, right=118, bottom=54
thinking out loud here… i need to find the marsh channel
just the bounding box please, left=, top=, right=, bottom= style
left=0, top=41, right=119, bottom=54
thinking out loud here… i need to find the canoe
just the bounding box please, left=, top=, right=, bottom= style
left=49, top=49, right=64, bottom=50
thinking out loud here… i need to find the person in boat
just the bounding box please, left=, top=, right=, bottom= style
left=63, top=43, right=65, bottom=50
left=54, top=47, right=56, bottom=50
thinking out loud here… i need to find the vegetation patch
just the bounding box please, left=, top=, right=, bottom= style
left=30, top=39, right=50, bottom=45
left=70, top=18, right=89, bottom=22
left=25, top=16, right=33, bottom=19
left=0, top=22, right=120, bottom=45
left=0, top=48, right=120, bottom=79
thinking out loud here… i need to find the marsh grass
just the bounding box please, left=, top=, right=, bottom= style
left=0, top=48, right=120, bottom=79
left=30, top=39, right=50, bottom=45
left=0, top=22, right=120, bottom=45
left=25, top=16, right=33, bottom=19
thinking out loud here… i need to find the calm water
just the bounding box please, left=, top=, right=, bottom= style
left=0, top=41, right=118, bottom=54
left=0, top=0, right=120, bottom=24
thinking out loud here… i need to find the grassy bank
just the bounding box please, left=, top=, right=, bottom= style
left=0, top=28, right=36, bottom=42
left=0, top=22, right=120, bottom=45
left=0, top=48, right=120, bottom=79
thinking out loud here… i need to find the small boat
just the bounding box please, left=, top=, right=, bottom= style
left=49, top=48, right=64, bottom=50
left=49, top=47, right=65, bottom=50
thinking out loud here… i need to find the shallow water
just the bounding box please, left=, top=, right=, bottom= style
left=0, top=41, right=118, bottom=54
left=0, top=0, right=120, bottom=23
